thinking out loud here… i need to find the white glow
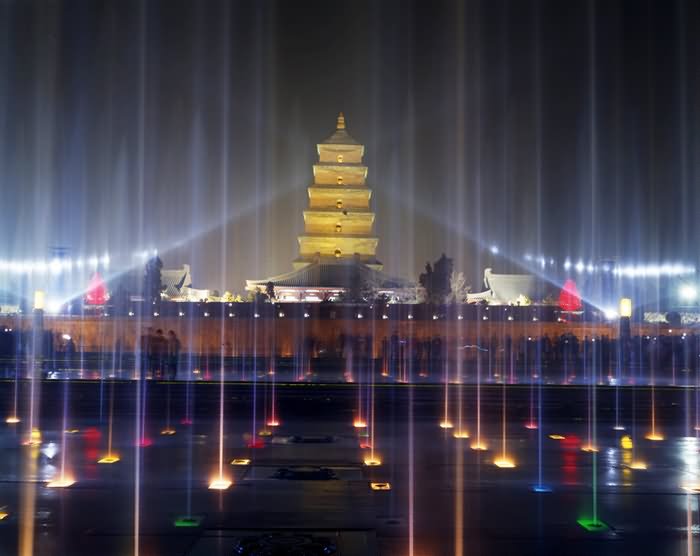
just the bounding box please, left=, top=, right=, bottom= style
left=490, top=245, right=499, bottom=254
left=680, top=284, right=698, bottom=302
left=603, top=308, right=618, bottom=320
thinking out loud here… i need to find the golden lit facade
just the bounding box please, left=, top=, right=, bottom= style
left=294, top=113, right=381, bottom=270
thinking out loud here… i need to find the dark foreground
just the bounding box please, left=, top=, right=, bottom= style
left=0, top=380, right=698, bottom=555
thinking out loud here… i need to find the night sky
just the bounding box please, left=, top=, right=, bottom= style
left=1, top=0, right=699, bottom=292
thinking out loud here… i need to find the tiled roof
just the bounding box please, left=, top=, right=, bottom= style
left=247, top=259, right=411, bottom=290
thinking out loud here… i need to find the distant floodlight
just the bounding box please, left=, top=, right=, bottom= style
left=33, top=290, right=45, bottom=311
left=575, top=261, right=584, bottom=273
left=89, top=256, right=99, bottom=268
left=490, top=245, right=499, bottom=255
left=47, top=300, right=62, bottom=314
left=61, top=334, right=71, bottom=341
left=603, top=308, right=618, bottom=320
left=680, top=285, right=698, bottom=303
left=619, top=298, right=632, bottom=318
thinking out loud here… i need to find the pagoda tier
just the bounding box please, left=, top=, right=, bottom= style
left=307, top=185, right=372, bottom=209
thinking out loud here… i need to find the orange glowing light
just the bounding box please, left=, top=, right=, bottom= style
left=682, top=484, right=700, bottom=493
left=97, top=454, right=120, bottom=464
left=46, top=477, right=75, bottom=488
left=22, top=429, right=41, bottom=446
left=453, top=430, right=470, bottom=439
left=370, top=482, right=391, bottom=491
left=208, top=478, right=232, bottom=490
left=258, top=430, right=272, bottom=437
left=266, top=420, right=280, bottom=427
left=0, top=511, right=7, bottom=521
left=439, top=421, right=454, bottom=429
left=364, top=457, right=382, bottom=466
left=470, top=442, right=488, bottom=451
left=549, top=434, right=566, bottom=440
left=645, top=432, right=665, bottom=441
left=494, top=456, right=516, bottom=468
left=629, top=461, right=648, bottom=470
left=353, top=420, right=367, bottom=428
left=64, top=429, right=80, bottom=434
left=160, top=428, right=176, bottom=436
left=230, top=458, right=250, bottom=466
left=581, top=444, right=599, bottom=453
left=5, top=416, right=20, bottom=424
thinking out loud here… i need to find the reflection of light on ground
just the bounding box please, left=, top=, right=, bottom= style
left=645, top=432, right=665, bottom=441
left=208, top=478, right=232, bottom=490
left=97, top=454, right=120, bottom=464
left=494, top=456, right=516, bottom=468
left=370, top=482, right=391, bottom=490
left=46, top=476, right=75, bottom=488
left=230, top=458, right=250, bottom=465
left=453, top=430, right=469, bottom=439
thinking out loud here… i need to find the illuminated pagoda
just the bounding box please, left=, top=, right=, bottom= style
left=247, top=113, right=412, bottom=302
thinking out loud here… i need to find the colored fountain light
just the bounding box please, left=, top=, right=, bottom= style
left=208, top=477, right=232, bottom=490
left=439, top=421, right=454, bottom=429
left=363, top=456, right=382, bottom=467
left=22, top=429, right=42, bottom=446
left=97, top=454, right=120, bottom=464
left=5, top=416, right=20, bottom=424
left=173, top=515, right=203, bottom=528
left=577, top=518, right=610, bottom=532
left=549, top=434, right=566, bottom=440
left=645, top=432, right=665, bottom=441
left=453, top=430, right=470, bottom=439
left=629, top=461, right=648, bottom=470
left=46, top=476, right=76, bottom=488
left=494, top=456, right=516, bottom=468
left=532, top=485, right=553, bottom=493
left=230, top=458, right=250, bottom=466
left=370, top=482, right=391, bottom=491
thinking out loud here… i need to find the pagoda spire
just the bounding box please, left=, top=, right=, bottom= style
left=336, top=112, right=345, bottom=130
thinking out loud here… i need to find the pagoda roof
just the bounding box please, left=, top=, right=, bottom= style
left=320, top=112, right=360, bottom=146
left=247, top=258, right=412, bottom=290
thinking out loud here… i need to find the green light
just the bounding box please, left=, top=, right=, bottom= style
left=174, top=516, right=203, bottom=528
left=577, top=518, right=609, bottom=532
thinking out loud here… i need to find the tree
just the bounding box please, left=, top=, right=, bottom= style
left=448, top=271, right=470, bottom=304
left=144, top=256, right=164, bottom=308
left=266, top=281, right=276, bottom=302
left=419, top=254, right=453, bottom=304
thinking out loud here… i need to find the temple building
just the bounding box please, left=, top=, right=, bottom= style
left=247, top=113, right=413, bottom=302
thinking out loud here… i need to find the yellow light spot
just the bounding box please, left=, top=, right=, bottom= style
left=683, top=484, right=700, bottom=493
left=549, top=434, right=565, bottom=440
left=208, top=478, right=232, bottom=490
left=453, top=430, right=470, bottom=439
left=5, top=416, right=20, bottom=424
left=370, top=482, right=391, bottom=491
left=64, top=429, right=80, bottom=434
left=266, top=420, right=280, bottom=427
left=629, top=460, right=648, bottom=470
left=439, top=421, right=454, bottom=429
left=258, top=430, right=272, bottom=437
left=581, top=444, right=599, bottom=453
left=46, top=477, right=75, bottom=488
left=645, top=432, right=665, bottom=441
left=22, top=429, right=41, bottom=446
left=230, top=458, right=250, bottom=466
left=364, top=457, right=382, bottom=467
left=494, top=456, right=516, bottom=468
left=0, top=511, right=7, bottom=521
left=621, top=435, right=633, bottom=450
left=160, top=428, right=176, bottom=435
left=470, top=442, right=488, bottom=451
left=353, top=420, right=367, bottom=429
left=97, top=454, right=120, bottom=464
